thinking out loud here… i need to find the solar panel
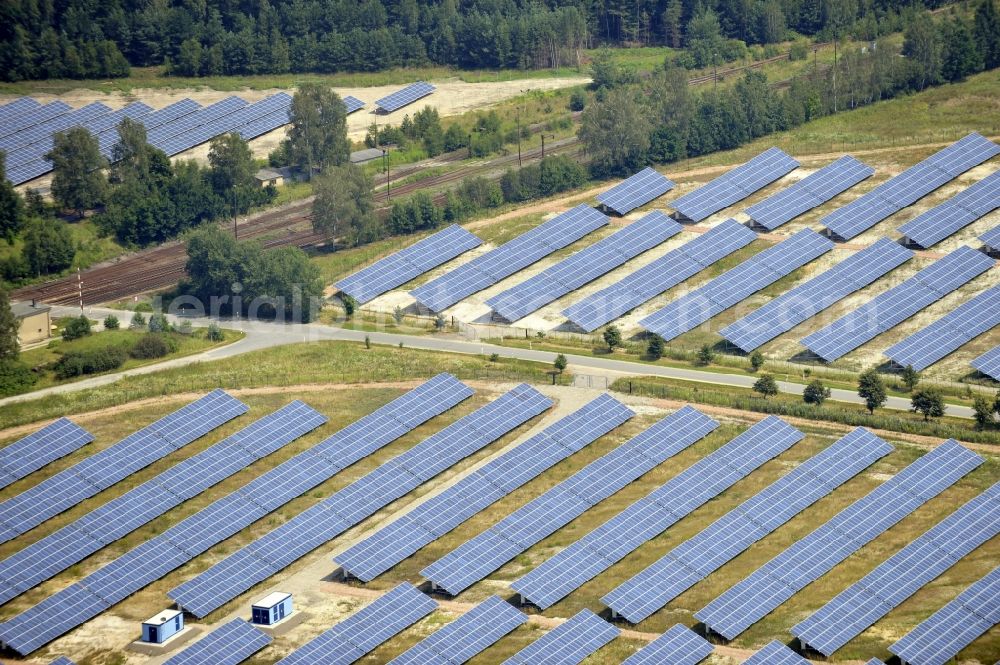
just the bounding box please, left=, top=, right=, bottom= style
left=501, top=609, right=618, bottom=665
left=972, top=344, right=1000, bottom=380
left=170, top=384, right=549, bottom=617
left=157, top=93, right=291, bottom=156
left=147, top=96, right=248, bottom=155
left=277, top=583, right=436, bottom=665
left=343, top=95, right=365, bottom=114
left=669, top=147, right=799, bottom=222
left=0, top=97, right=40, bottom=126
left=802, top=245, right=995, bottom=362
left=721, top=238, right=913, bottom=352
left=335, top=393, right=634, bottom=583
left=597, top=167, right=675, bottom=215
left=0, top=417, right=93, bottom=490
left=487, top=211, right=682, bottom=321
left=890, top=565, right=1000, bottom=665
left=745, top=155, right=875, bottom=230
left=562, top=219, right=757, bottom=332
left=375, top=82, right=436, bottom=113
left=621, top=624, right=713, bottom=665
left=387, top=595, right=526, bottom=665
left=604, top=428, right=892, bottom=624
left=641, top=229, right=833, bottom=342
left=694, top=440, right=983, bottom=639
left=898, top=169, right=1000, bottom=247
left=744, top=641, right=809, bottom=665
left=49, top=658, right=76, bottom=665
left=823, top=133, right=1000, bottom=240
left=421, top=406, right=717, bottom=595
left=164, top=619, right=270, bottom=665
left=337, top=225, right=483, bottom=304
left=511, top=416, right=804, bottom=610
left=3, top=102, right=112, bottom=165
left=0, top=402, right=325, bottom=605
left=792, top=481, right=1000, bottom=656
left=0, top=101, right=71, bottom=142
left=0, top=390, right=247, bottom=543
left=0, top=375, right=469, bottom=656
left=412, top=205, right=608, bottom=312
left=886, top=284, right=1000, bottom=371
left=981, top=223, right=1000, bottom=250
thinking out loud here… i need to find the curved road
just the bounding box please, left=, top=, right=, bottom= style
left=0, top=305, right=975, bottom=419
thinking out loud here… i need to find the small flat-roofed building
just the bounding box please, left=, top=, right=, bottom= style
left=142, top=609, right=183, bottom=644
left=251, top=592, right=293, bottom=626
left=12, top=301, right=51, bottom=346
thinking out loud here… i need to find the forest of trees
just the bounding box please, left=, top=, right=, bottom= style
left=0, top=0, right=955, bottom=81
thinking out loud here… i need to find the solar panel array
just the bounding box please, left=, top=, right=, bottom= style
left=621, top=624, right=713, bottom=665
left=157, top=93, right=292, bottom=156
left=0, top=97, right=40, bottom=126
left=0, top=401, right=325, bottom=606
left=802, top=245, right=995, bottom=362
left=562, top=219, right=757, bottom=332
left=337, top=224, right=483, bottom=304
left=170, top=384, right=550, bottom=617
left=694, top=440, right=983, bottom=639
left=486, top=211, right=682, bottom=321
left=277, top=583, right=436, bottom=665
left=511, top=416, right=805, bottom=609
left=375, top=82, right=436, bottom=113
left=792, top=480, right=1000, bottom=656
left=502, top=609, right=618, bottom=665
left=411, top=204, right=608, bottom=312
left=0, top=418, right=93, bottom=490
left=603, top=428, right=892, bottom=624
left=343, top=95, right=365, bottom=114
left=96, top=98, right=202, bottom=158
left=721, top=238, right=913, bottom=352
left=641, top=229, right=834, bottom=342
left=745, top=155, right=875, bottom=230
left=163, top=619, right=270, bottom=665
left=0, top=375, right=469, bottom=656
left=669, top=147, right=799, bottom=222
left=890, top=565, right=1000, bottom=665
left=335, top=393, right=634, bottom=583
left=744, top=641, right=810, bottom=665
left=0, top=101, right=71, bottom=141
left=387, top=595, right=526, bottom=665
left=981, top=223, right=1000, bottom=249
left=822, top=133, right=1000, bottom=240
left=0, top=389, right=246, bottom=543
left=596, top=167, right=675, bottom=215
left=886, top=284, right=1000, bottom=371
left=422, top=406, right=716, bottom=595
left=898, top=168, right=1000, bottom=247
left=0, top=101, right=110, bottom=155
left=146, top=96, right=247, bottom=154
left=972, top=344, right=1000, bottom=381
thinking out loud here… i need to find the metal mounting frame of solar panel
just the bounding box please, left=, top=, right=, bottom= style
left=720, top=238, right=913, bottom=352
left=801, top=245, right=995, bottom=362
left=147, top=96, right=248, bottom=155
left=3, top=102, right=114, bottom=166
left=693, top=440, right=983, bottom=640
left=411, top=204, right=608, bottom=312
left=420, top=406, right=717, bottom=596
left=510, top=416, right=805, bottom=610
left=487, top=211, right=682, bottom=322
left=501, top=609, right=618, bottom=665
left=744, top=155, right=875, bottom=231
left=669, top=147, right=800, bottom=222
left=334, top=393, right=635, bottom=584
left=0, top=97, right=40, bottom=126
left=897, top=168, right=1000, bottom=248
left=337, top=224, right=483, bottom=304
left=0, top=389, right=247, bottom=543
left=981, top=223, right=1000, bottom=250
left=744, top=641, right=810, bottom=665
left=597, top=167, right=676, bottom=215
left=164, top=619, right=271, bottom=665
left=343, top=95, right=365, bottom=114
left=170, top=384, right=549, bottom=617
left=387, top=595, right=527, bottom=665
left=889, top=565, right=1000, bottom=665
left=621, top=624, right=713, bottom=665
left=791, top=480, right=1000, bottom=656
left=277, top=583, right=436, bottom=665
left=822, top=133, right=1000, bottom=240
left=971, top=344, right=1000, bottom=381
left=885, top=284, right=1000, bottom=371
left=375, top=82, right=436, bottom=113
left=0, top=101, right=71, bottom=142
left=603, top=427, right=892, bottom=624
left=0, top=418, right=93, bottom=490
left=561, top=218, right=757, bottom=332
left=640, top=229, right=833, bottom=342
left=0, top=401, right=326, bottom=605
left=0, top=375, right=469, bottom=657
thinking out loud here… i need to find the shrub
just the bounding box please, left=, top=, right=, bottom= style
left=62, top=316, right=92, bottom=341
left=147, top=313, right=171, bottom=333
left=53, top=346, right=127, bottom=379
left=803, top=379, right=830, bottom=405
left=177, top=321, right=193, bottom=334
left=647, top=335, right=664, bottom=360
left=553, top=354, right=568, bottom=373
left=489, top=353, right=500, bottom=362
left=569, top=89, right=586, bottom=111
left=603, top=326, right=622, bottom=351
left=753, top=374, right=779, bottom=398
left=130, top=312, right=146, bottom=329
left=749, top=350, right=764, bottom=372
left=103, top=315, right=119, bottom=330
left=910, top=388, right=945, bottom=421
left=130, top=334, right=172, bottom=360
left=206, top=323, right=224, bottom=342
left=696, top=344, right=715, bottom=365
left=341, top=294, right=356, bottom=318
left=0, top=359, right=36, bottom=396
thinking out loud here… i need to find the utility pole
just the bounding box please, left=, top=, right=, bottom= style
left=383, top=149, right=390, bottom=202
left=516, top=107, right=522, bottom=167
left=77, top=267, right=83, bottom=313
